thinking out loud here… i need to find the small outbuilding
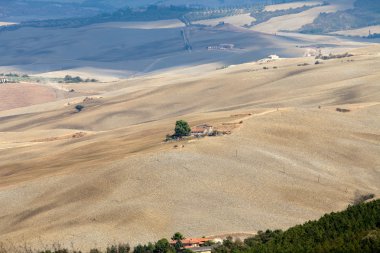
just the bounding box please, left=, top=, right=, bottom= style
left=189, top=246, right=213, bottom=253
left=207, top=44, right=235, bottom=50
left=268, top=54, right=279, bottom=60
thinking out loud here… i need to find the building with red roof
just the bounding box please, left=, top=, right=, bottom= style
left=170, top=238, right=211, bottom=248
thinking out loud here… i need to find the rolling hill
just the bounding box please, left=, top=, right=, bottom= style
left=0, top=0, right=379, bottom=251
left=0, top=45, right=379, bottom=250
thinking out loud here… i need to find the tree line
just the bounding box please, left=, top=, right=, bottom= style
left=213, top=200, right=380, bottom=253
left=1, top=200, right=378, bottom=253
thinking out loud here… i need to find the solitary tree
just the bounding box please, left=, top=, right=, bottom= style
left=75, top=104, right=84, bottom=112
left=174, top=120, right=191, bottom=137
left=171, top=232, right=185, bottom=241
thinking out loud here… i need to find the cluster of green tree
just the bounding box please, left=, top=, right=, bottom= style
left=249, top=2, right=326, bottom=27
left=0, top=73, right=30, bottom=83
left=315, top=52, right=353, bottom=60
left=60, top=75, right=97, bottom=83
left=182, top=0, right=307, bottom=24
left=174, top=120, right=191, bottom=137
left=0, top=73, right=61, bottom=84
left=184, top=6, right=261, bottom=23
left=299, top=0, right=380, bottom=34
left=212, top=199, right=380, bottom=253
left=367, top=33, right=380, bottom=39
left=31, top=233, right=190, bottom=253
left=0, top=0, right=316, bottom=32
left=36, top=243, right=130, bottom=253
left=107, top=5, right=191, bottom=22
left=0, top=73, right=25, bottom=77
left=2, top=201, right=379, bottom=252
left=133, top=233, right=192, bottom=253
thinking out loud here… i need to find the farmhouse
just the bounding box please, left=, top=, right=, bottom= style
left=190, top=124, right=214, bottom=136
left=0, top=78, right=9, bottom=83
left=258, top=54, right=280, bottom=63
left=268, top=54, right=279, bottom=60
left=170, top=238, right=211, bottom=248
left=207, top=44, right=235, bottom=50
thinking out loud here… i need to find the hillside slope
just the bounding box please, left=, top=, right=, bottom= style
left=0, top=46, right=379, bottom=250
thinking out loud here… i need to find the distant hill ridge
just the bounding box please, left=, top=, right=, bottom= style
left=299, top=0, right=380, bottom=34
left=0, top=0, right=302, bottom=31
left=0, top=0, right=304, bottom=22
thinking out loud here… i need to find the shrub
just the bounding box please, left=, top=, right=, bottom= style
left=64, top=75, right=83, bottom=83
left=75, top=104, right=84, bottom=112
left=353, top=192, right=375, bottom=205
left=316, top=52, right=353, bottom=60
left=85, top=78, right=98, bottom=83
left=336, top=108, right=351, bottom=113
left=38, top=250, right=69, bottom=253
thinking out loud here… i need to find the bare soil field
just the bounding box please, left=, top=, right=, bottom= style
left=0, top=45, right=379, bottom=251
left=0, top=83, right=61, bottom=111
left=251, top=0, right=356, bottom=34
left=192, top=14, right=256, bottom=27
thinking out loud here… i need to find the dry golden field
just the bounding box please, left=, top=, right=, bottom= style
left=0, top=44, right=379, bottom=251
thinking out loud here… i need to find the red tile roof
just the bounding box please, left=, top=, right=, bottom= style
left=191, top=127, right=206, bottom=133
